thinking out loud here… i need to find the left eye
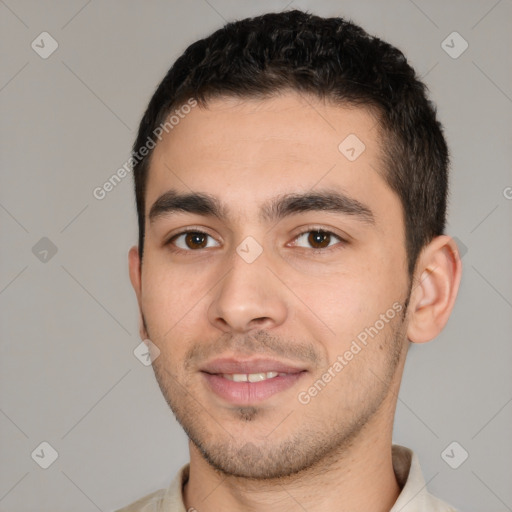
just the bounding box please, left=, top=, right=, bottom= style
left=292, top=229, right=343, bottom=250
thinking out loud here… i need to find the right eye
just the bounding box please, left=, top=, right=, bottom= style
left=167, top=230, right=221, bottom=252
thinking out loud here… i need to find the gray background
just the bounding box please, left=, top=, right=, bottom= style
left=1, top=0, right=511, bottom=510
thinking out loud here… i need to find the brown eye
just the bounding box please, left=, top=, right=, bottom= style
left=307, top=230, right=331, bottom=249
left=169, top=231, right=220, bottom=251
left=293, top=229, right=343, bottom=250
left=184, top=232, right=208, bottom=249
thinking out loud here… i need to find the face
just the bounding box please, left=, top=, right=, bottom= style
left=130, top=92, right=412, bottom=479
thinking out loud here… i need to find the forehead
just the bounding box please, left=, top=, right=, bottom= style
left=145, top=92, right=398, bottom=226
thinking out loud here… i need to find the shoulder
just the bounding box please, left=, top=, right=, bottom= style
left=113, top=463, right=190, bottom=512
left=426, top=492, right=459, bottom=512
left=391, top=445, right=459, bottom=512
left=113, top=488, right=166, bottom=512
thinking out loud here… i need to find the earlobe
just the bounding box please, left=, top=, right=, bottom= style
left=406, top=235, right=462, bottom=344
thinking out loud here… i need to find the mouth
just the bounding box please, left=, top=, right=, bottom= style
left=200, top=357, right=308, bottom=405
left=220, top=371, right=285, bottom=382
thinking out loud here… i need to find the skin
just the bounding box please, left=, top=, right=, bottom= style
left=128, top=91, right=462, bottom=512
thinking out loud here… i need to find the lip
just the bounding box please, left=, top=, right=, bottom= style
left=200, top=357, right=308, bottom=405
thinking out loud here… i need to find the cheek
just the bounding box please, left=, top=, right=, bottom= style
left=305, top=263, right=403, bottom=350
left=140, top=258, right=208, bottom=338
left=283, top=269, right=372, bottom=359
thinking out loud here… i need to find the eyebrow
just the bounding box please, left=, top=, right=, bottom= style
left=148, top=188, right=375, bottom=226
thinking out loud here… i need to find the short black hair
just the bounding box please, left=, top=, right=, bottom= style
left=132, top=9, right=449, bottom=277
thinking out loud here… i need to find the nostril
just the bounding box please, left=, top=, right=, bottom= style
left=248, top=317, right=272, bottom=329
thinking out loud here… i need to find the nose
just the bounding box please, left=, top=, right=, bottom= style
left=207, top=248, right=288, bottom=334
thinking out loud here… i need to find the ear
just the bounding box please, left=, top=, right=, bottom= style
left=406, top=235, right=462, bottom=344
left=128, top=246, right=149, bottom=340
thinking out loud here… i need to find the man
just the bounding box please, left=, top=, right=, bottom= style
left=120, top=9, right=462, bottom=512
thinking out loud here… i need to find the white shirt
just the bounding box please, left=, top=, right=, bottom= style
left=114, top=444, right=458, bottom=512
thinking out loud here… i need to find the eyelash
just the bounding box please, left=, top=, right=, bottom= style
left=165, top=227, right=347, bottom=254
